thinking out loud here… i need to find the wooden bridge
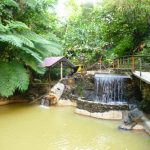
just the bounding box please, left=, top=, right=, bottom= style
left=113, top=55, right=150, bottom=84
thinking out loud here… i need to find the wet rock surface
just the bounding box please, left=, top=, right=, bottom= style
left=77, top=98, right=129, bottom=113
left=61, top=73, right=139, bottom=104
left=119, top=108, right=143, bottom=130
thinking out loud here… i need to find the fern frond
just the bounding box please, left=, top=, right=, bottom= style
left=24, top=0, right=39, bottom=9
left=7, top=21, right=29, bottom=30
left=20, top=30, right=50, bottom=44
left=0, top=34, right=42, bottom=62
left=35, top=43, right=63, bottom=56
left=21, top=47, right=42, bottom=63
left=0, top=34, right=23, bottom=47
left=11, top=62, right=29, bottom=91
left=42, top=32, right=60, bottom=43
left=0, top=34, right=35, bottom=49
left=22, top=54, right=45, bottom=74
left=0, top=23, right=7, bottom=32
left=15, top=34, right=34, bottom=48
left=144, top=36, right=150, bottom=47
left=20, top=30, right=63, bottom=56
left=0, top=61, right=29, bottom=97
left=1, top=0, right=19, bottom=8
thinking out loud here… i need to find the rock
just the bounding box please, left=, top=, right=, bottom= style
left=43, top=92, right=58, bottom=105
left=42, top=82, right=65, bottom=105
left=119, top=123, right=144, bottom=130
left=112, top=111, right=123, bottom=120
left=124, top=108, right=143, bottom=125
left=142, top=116, right=150, bottom=135
left=57, top=99, right=77, bottom=106
left=75, top=108, right=91, bottom=116
left=98, top=111, right=122, bottom=120
left=90, top=112, right=102, bottom=119
left=119, top=108, right=143, bottom=130
left=75, top=108, right=123, bottom=120
left=119, top=124, right=132, bottom=130
left=133, top=124, right=144, bottom=130
left=50, top=83, right=65, bottom=99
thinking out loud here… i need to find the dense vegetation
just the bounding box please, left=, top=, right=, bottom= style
left=61, top=0, right=150, bottom=65
left=0, top=0, right=63, bottom=97
left=0, top=0, right=150, bottom=97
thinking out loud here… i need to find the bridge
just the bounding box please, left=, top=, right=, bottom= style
left=113, top=55, right=150, bottom=84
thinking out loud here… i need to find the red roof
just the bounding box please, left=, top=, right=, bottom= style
left=41, top=57, right=75, bottom=68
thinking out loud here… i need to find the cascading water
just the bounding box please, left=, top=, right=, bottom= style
left=94, top=74, right=130, bottom=104
left=40, top=99, right=50, bottom=107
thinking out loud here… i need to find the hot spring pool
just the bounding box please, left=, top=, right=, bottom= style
left=0, top=104, right=149, bottom=150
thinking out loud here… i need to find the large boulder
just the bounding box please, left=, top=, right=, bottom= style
left=119, top=108, right=143, bottom=130
left=42, top=83, right=65, bottom=105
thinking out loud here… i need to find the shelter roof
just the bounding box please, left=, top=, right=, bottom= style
left=42, top=56, right=75, bottom=68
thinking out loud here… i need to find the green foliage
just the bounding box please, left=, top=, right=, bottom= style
left=0, top=62, right=29, bottom=97
left=62, top=5, right=103, bottom=65
left=7, top=21, right=30, bottom=30
left=0, top=0, right=19, bottom=8
left=61, top=0, right=150, bottom=65
left=114, top=35, right=134, bottom=56
left=140, top=36, right=150, bottom=56
left=140, top=99, right=150, bottom=113
left=100, top=0, right=150, bottom=55
left=0, top=0, right=63, bottom=97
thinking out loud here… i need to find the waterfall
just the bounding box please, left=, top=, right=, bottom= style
left=94, top=74, right=129, bottom=104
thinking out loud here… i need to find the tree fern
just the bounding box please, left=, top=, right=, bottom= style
left=35, top=43, right=63, bottom=56
left=0, top=34, right=42, bottom=62
left=21, top=47, right=42, bottom=62
left=20, top=30, right=63, bottom=56
left=22, top=0, right=39, bottom=9
left=1, top=0, right=19, bottom=8
left=0, top=61, right=29, bottom=97
left=0, top=34, right=23, bottom=47
left=15, top=34, right=34, bottom=48
left=0, top=23, right=7, bottom=33
left=20, top=30, right=51, bottom=44
left=20, top=52, right=46, bottom=74
left=0, top=0, right=63, bottom=97
left=7, top=21, right=29, bottom=30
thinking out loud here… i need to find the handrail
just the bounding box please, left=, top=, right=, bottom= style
left=114, top=55, right=150, bottom=59
left=113, top=55, right=150, bottom=76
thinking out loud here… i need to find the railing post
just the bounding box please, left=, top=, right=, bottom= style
left=113, top=60, right=115, bottom=69
left=128, top=57, right=130, bottom=65
left=131, top=56, right=135, bottom=71
left=48, top=68, right=51, bottom=89
left=60, top=62, right=63, bottom=79
left=139, top=57, right=142, bottom=76
left=117, top=59, right=120, bottom=69
left=122, top=57, right=124, bottom=68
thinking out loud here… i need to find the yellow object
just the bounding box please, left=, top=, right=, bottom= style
left=77, top=66, right=82, bottom=73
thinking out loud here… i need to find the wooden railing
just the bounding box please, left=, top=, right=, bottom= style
left=113, top=55, right=150, bottom=74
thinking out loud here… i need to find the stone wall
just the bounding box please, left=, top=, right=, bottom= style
left=60, top=74, right=95, bottom=100
left=133, top=76, right=150, bottom=113
left=76, top=98, right=129, bottom=113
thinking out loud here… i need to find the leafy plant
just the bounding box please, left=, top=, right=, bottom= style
left=0, top=0, right=63, bottom=97
left=0, top=62, right=29, bottom=97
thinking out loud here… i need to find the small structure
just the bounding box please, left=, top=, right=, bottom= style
left=42, top=56, right=75, bottom=86
left=40, top=57, right=75, bottom=106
